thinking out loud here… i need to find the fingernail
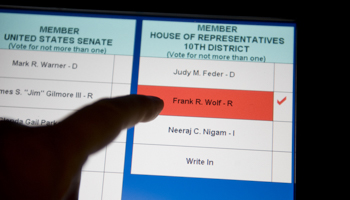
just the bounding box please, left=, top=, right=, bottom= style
left=148, top=96, right=163, bottom=102
left=148, top=96, right=164, bottom=109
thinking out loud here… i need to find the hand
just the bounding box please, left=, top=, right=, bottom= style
left=0, top=95, right=164, bottom=200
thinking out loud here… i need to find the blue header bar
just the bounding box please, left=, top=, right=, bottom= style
left=0, top=12, right=136, bottom=55
left=141, top=20, right=294, bottom=63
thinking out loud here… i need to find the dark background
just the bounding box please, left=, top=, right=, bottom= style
left=1, top=4, right=312, bottom=198
left=0, top=4, right=301, bottom=21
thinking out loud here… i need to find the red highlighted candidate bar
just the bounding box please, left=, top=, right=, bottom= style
left=138, top=85, right=273, bottom=121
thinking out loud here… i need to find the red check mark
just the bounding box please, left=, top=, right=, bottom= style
left=277, top=96, right=287, bottom=105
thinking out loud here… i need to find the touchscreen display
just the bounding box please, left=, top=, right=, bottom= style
left=0, top=8, right=296, bottom=200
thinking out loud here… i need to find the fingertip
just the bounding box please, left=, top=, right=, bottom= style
left=122, top=95, right=164, bottom=124
left=143, top=95, right=164, bottom=121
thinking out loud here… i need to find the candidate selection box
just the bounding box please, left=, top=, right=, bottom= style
left=134, top=115, right=273, bottom=151
left=131, top=144, right=272, bottom=182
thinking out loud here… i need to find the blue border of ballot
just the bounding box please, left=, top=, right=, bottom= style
left=0, top=8, right=296, bottom=200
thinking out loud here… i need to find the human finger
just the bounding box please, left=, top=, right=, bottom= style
left=54, top=95, right=163, bottom=159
